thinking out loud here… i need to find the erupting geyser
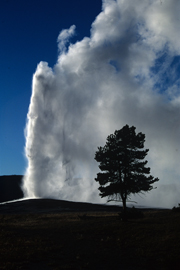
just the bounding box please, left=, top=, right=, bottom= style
left=22, top=0, right=180, bottom=208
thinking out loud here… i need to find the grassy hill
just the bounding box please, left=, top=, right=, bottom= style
left=0, top=198, right=179, bottom=269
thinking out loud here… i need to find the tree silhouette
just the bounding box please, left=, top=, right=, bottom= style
left=95, top=125, right=159, bottom=218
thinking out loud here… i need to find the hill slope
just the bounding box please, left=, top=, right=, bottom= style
left=0, top=175, right=23, bottom=203
left=0, top=198, right=121, bottom=214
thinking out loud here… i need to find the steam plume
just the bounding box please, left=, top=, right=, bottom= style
left=23, top=0, right=180, bottom=208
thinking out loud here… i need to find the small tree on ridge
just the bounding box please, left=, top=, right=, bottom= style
left=94, top=125, right=159, bottom=216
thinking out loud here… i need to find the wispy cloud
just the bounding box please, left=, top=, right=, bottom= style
left=57, top=25, right=76, bottom=53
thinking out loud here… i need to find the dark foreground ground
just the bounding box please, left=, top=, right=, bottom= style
left=0, top=199, right=180, bottom=270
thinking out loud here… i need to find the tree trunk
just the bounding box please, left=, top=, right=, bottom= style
left=122, top=198, right=127, bottom=221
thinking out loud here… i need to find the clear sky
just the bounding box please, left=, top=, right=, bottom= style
left=0, top=0, right=102, bottom=175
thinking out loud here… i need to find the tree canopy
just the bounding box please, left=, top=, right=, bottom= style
left=95, top=125, right=159, bottom=214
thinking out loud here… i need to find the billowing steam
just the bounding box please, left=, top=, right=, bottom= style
left=22, top=0, right=180, bottom=208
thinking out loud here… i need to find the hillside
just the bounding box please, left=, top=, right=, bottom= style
left=0, top=198, right=121, bottom=214
left=0, top=198, right=179, bottom=270
left=0, top=175, right=23, bottom=203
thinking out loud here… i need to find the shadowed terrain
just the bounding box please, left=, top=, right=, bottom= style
left=0, top=198, right=180, bottom=269
left=0, top=198, right=121, bottom=214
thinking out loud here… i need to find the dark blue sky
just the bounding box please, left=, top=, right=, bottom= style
left=0, top=0, right=102, bottom=175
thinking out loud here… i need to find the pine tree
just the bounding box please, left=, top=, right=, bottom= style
left=95, top=125, right=159, bottom=217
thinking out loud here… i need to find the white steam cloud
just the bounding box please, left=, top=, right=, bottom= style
left=22, top=0, right=180, bottom=208
left=57, top=25, right=76, bottom=53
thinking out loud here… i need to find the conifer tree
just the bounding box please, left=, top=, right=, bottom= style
left=95, top=125, right=159, bottom=216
